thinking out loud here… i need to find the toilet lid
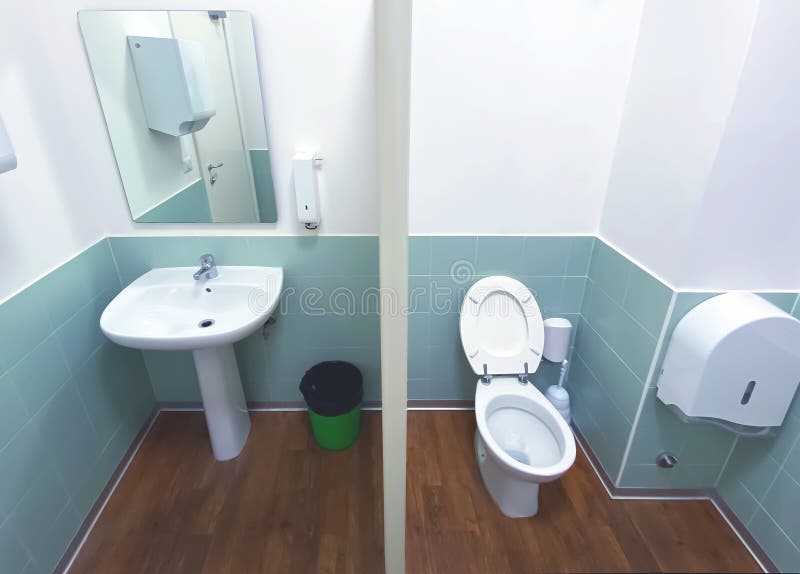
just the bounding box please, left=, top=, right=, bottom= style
left=459, top=276, right=544, bottom=376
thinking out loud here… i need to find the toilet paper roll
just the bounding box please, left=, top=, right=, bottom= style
left=543, top=317, right=572, bottom=363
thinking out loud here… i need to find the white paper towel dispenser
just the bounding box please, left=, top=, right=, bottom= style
left=657, top=292, right=800, bottom=429
left=128, top=36, right=216, bottom=136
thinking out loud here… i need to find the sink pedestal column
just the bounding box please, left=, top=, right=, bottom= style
left=192, top=344, right=251, bottom=460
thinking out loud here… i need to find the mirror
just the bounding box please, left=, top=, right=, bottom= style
left=79, top=10, right=277, bottom=224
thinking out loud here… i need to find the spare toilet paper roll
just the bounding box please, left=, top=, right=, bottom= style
left=543, top=317, right=572, bottom=363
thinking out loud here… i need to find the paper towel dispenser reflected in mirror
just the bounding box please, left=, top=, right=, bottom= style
left=657, top=292, right=800, bottom=435
left=78, top=10, right=277, bottom=224
left=127, top=36, right=216, bottom=137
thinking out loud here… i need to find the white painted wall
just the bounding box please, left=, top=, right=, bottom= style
left=598, top=0, right=760, bottom=288
left=681, top=0, right=800, bottom=290
left=0, top=0, right=377, bottom=301
left=79, top=11, right=204, bottom=219
left=0, top=2, right=110, bottom=301
left=600, top=0, right=800, bottom=291
left=408, top=0, right=645, bottom=235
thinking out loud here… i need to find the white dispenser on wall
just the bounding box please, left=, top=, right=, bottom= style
left=127, top=36, right=216, bottom=136
left=0, top=115, right=16, bottom=173
left=657, top=292, right=800, bottom=429
left=293, top=150, right=321, bottom=229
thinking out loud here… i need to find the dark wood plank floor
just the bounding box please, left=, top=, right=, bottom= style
left=70, top=411, right=384, bottom=574
left=72, top=410, right=759, bottom=574
left=407, top=411, right=759, bottom=574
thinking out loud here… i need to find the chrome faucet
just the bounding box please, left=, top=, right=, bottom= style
left=193, top=254, right=218, bottom=281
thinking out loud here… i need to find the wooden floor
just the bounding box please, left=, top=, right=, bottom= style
left=71, top=411, right=759, bottom=574
left=70, top=412, right=384, bottom=574
left=407, top=411, right=759, bottom=574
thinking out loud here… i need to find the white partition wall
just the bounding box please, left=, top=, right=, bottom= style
left=377, top=0, right=411, bottom=572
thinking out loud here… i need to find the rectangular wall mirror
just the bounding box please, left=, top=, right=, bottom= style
left=79, top=10, right=277, bottom=224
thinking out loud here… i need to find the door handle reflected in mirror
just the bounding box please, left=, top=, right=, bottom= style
left=207, top=162, right=224, bottom=172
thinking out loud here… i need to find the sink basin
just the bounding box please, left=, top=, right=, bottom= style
left=100, top=265, right=283, bottom=461
left=101, top=266, right=283, bottom=351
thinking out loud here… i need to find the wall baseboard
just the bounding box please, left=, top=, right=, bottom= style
left=572, top=424, right=776, bottom=573
left=159, top=400, right=384, bottom=411
left=157, top=399, right=468, bottom=411
left=407, top=399, right=474, bottom=410
left=710, top=493, right=778, bottom=573
left=57, top=408, right=160, bottom=574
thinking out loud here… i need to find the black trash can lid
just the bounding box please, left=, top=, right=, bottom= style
left=300, top=361, right=363, bottom=417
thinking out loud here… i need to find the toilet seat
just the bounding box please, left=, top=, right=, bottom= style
left=459, top=276, right=544, bottom=376
left=475, top=377, right=575, bottom=481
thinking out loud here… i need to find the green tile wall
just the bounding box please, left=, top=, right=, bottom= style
left=108, top=236, right=381, bottom=403
left=570, top=239, right=672, bottom=481
left=407, top=236, right=592, bottom=401
left=135, top=179, right=212, bottom=224
left=0, top=240, right=155, bottom=574
left=716, top=297, right=800, bottom=572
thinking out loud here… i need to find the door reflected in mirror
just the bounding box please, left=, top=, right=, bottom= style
left=79, top=10, right=277, bottom=224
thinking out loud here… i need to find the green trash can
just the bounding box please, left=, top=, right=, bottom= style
left=300, top=361, right=363, bottom=450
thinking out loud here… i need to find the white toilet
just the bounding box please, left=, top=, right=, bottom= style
left=460, top=276, right=576, bottom=517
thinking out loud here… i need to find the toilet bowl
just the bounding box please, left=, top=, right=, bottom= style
left=474, top=377, right=576, bottom=516
left=460, top=276, right=576, bottom=517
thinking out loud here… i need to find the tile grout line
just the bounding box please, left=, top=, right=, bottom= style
left=715, top=435, right=740, bottom=487
left=743, top=482, right=800, bottom=557
left=756, top=425, right=800, bottom=521
left=709, top=496, right=771, bottom=573
left=579, top=307, right=649, bottom=386
left=737, top=478, right=764, bottom=525
left=106, top=237, right=126, bottom=290
left=5, top=282, right=115, bottom=386
left=615, top=291, right=677, bottom=486
left=587, top=275, right=661, bottom=341
left=572, top=349, right=635, bottom=428
left=732, top=451, right=800, bottom=554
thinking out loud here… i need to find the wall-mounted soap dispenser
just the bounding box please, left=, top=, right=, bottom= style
left=127, top=36, right=216, bottom=136
left=0, top=115, right=17, bottom=173
left=293, top=150, right=321, bottom=230
left=657, top=292, right=800, bottom=431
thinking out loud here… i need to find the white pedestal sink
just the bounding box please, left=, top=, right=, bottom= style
left=100, top=266, right=283, bottom=460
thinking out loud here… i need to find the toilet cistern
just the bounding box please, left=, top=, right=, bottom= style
left=193, top=253, right=219, bottom=280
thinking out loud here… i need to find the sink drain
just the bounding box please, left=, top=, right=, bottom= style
left=198, top=319, right=215, bottom=328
